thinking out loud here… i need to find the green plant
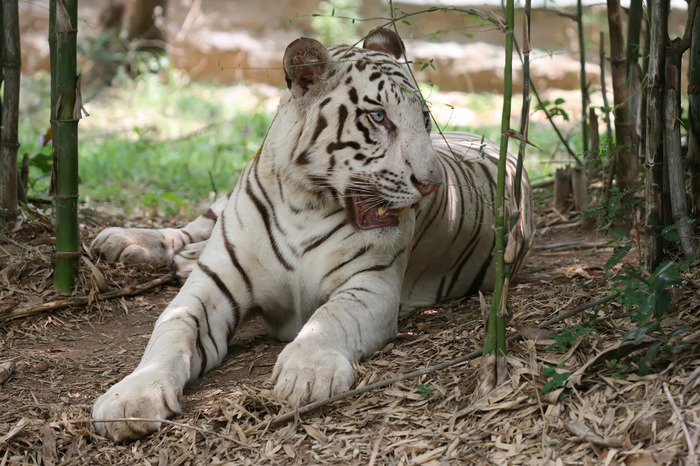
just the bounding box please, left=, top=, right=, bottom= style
left=608, top=358, right=630, bottom=378
left=540, top=362, right=571, bottom=395
left=603, top=229, right=634, bottom=271
left=611, top=260, right=693, bottom=375
left=535, top=98, right=570, bottom=122
left=549, top=321, right=598, bottom=352
left=582, top=186, right=643, bottom=230
left=416, top=383, right=433, bottom=397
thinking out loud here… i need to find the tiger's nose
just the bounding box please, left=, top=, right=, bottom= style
left=412, top=176, right=440, bottom=196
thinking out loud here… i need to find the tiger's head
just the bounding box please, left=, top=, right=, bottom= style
left=267, top=28, right=442, bottom=231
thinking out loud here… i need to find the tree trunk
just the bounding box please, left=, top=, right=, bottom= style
left=52, top=0, right=81, bottom=293
left=0, top=0, right=21, bottom=227
left=607, top=0, right=640, bottom=198
left=644, top=0, right=667, bottom=271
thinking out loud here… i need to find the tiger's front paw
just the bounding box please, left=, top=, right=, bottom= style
left=271, top=342, right=354, bottom=407
left=92, top=372, right=181, bottom=442
left=91, top=227, right=184, bottom=264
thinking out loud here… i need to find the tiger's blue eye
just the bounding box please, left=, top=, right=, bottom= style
left=370, top=110, right=385, bottom=123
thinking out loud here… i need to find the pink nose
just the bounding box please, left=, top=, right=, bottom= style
left=415, top=179, right=440, bottom=196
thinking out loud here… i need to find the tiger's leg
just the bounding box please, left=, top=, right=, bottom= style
left=90, top=191, right=231, bottom=266
left=271, top=270, right=404, bottom=408
left=92, top=223, right=249, bottom=441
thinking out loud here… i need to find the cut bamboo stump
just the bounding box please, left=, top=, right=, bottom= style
left=554, top=166, right=571, bottom=213
left=571, top=165, right=588, bottom=211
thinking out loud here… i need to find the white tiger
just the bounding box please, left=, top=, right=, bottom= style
left=91, top=28, right=534, bottom=441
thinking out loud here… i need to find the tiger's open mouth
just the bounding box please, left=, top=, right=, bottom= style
left=349, top=190, right=413, bottom=230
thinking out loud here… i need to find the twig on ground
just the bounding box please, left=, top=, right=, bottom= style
left=0, top=273, right=175, bottom=324
left=663, top=382, right=698, bottom=465
left=269, top=292, right=620, bottom=426
left=534, top=240, right=613, bottom=250
left=0, top=234, right=30, bottom=251
left=84, top=417, right=256, bottom=451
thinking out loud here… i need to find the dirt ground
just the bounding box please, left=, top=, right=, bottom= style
left=1, top=203, right=699, bottom=465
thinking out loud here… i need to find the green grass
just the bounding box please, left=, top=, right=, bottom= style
left=18, top=68, right=584, bottom=219
left=20, top=70, right=274, bottom=218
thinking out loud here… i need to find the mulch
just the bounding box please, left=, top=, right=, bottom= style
left=1, top=202, right=699, bottom=465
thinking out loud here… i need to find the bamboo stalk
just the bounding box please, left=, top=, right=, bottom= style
left=514, top=4, right=531, bottom=207
left=599, top=32, right=613, bottom=140
left=0, top=0, right=21, bottom=226
left=645, top=0, right=667, bottom=271
left=690, top=2, right=700, bottom=217
left=52, top=0, right=81, bottom=292
left=576, top=0, right=588, bottom=157
left=626, top=0, right=643, bottom=163
left=626, top=0, right=643, bottom=74
left=607, top=0, right=640, bottom=197
left=589, top=107, right=599, bottom=162
left=664, top=1, right=698, bottom=259
left=481, top=0, right=517, bottom=392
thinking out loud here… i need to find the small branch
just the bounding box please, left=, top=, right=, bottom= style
left=84, top=417, right=257, bottom=451
left=269, top=292, right=619, bottom=426
left=662, top=382, right=698, bottom=465
left=0, top=273, right=175, bottom=324
left=678, top=0, right=699, bottom=52
left=0, top=233, right=30, bottom=251
left=533, top=240, right=613, bottom=250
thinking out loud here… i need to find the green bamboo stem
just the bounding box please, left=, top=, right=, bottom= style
left=483, top=0, right=515, bottom=361
left=52, top=0, right=80, bottom=292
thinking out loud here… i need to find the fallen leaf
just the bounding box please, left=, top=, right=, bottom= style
left=564, top=421, right=623, bottom=448
left=0, top=361, right=15, bottom=385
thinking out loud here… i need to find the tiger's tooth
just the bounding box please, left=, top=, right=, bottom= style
left=397, top=206, right=410, bottom=217
left=378, top=207, right=387, bottom=217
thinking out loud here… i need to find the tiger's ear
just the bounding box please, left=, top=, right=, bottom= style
left=283, top=37, right=331, bottom=99
left=362, top=28, right=404, bottom=59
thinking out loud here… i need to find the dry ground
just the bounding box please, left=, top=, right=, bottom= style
left=1, top=203, right=699, bottom=465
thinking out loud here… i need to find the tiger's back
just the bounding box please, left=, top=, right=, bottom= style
left=403, top=131, right=532, bottom=311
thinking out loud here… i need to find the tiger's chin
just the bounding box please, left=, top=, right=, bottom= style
left=349, top=191, right=414, bottom=231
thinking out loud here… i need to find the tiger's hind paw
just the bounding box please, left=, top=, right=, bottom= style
left=91, top=227, right=185, bottom=265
